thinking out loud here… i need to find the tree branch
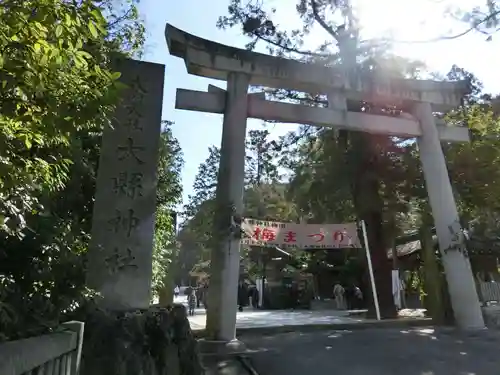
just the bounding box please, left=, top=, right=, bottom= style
left=310, top=0, right=339, bottom=42
left=233, top=10, right=331, bottom=57
left=387, top=9, right=500, bottom=44
left=251, top=32, right=330, bottom=57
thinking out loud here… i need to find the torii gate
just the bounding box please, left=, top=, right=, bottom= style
left=165, top=24, right=484, bottom=341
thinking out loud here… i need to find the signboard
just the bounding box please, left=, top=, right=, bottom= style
left=240, top=219, right=361, bottom=249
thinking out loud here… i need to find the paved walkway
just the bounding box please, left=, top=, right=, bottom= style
left=174, top=296, right=375, bottom=331
left=188, top=308, right=364, bottom=330
left=175, top=296, right=427, bottom=331
left=242, top=327, right=500, bottom=375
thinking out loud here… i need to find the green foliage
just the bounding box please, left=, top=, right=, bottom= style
left=99, top=0, right=147, bottom=57
left=151, top=122, right=184, bottom=297
left=0, top=0, right=147, bottom=341
left=184, top=146, right=220, bottom=217
left=0, top=141, right=101, bottom=340
left=442, top=67, right=500, bottom=224
left=0, top=0, right=123, bottom=236
left=245, top=129, right=280, bottom=184
left=178, top=147, right=221, bottom=280
left=152, top=210, right=176, bottom=295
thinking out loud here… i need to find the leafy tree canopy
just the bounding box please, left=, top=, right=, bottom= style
left=0, top=0, right=156, bottom=341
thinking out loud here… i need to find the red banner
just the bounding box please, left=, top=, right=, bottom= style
left=240, top=219, right=361, bottom=249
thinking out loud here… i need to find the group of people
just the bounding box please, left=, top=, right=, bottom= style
left=179, top=281, right=259, bottom=316
left=173, top=284, right=209, bottom=316
left=333, top=282, right=364, bottom=310
left=238, top=280, right=260, bottom=311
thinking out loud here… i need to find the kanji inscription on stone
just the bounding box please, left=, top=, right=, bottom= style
left=111, top=171, right=143, bottom=199
left=105, top=247, right=138, bottom=275
left=88, top=59, right=165, bottom=310
left=107, top=208, right=140, bottom=237
left=122, top=75, right=148, bottom=131
left=117, top=137, right=145, bottom=164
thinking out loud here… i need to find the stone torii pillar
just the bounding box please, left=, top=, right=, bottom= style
left=205, top=73, right=250, bottom=341
left=413, top=102, right=485, bottom=330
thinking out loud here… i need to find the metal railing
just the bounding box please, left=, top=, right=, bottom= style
left=0, top=321, right=84, bottom=375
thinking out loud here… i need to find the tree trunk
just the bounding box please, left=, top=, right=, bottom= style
left=361, top=210, right=397, bottom=318
left=351, top=132, right=397, bottom=319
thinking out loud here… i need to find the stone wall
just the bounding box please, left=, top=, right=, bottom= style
left=80, top=304, right=203, bottom=375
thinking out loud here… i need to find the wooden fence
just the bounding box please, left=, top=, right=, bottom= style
left=0, top=321, right=84, bottom=375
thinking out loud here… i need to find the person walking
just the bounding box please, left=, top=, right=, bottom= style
left=333, top=282, right=346, bottom=310
left=174, top=285, right=180, bottom=298
left=195, top=286, right=202, bottom=308
left=251, top=286, right=260, bottom=309
left=237, top=281, right=248, bottom=312
left=345, top=284, right=354, bottom=310
left=188, top=288, right=196, bottom=316
left=353, top=285, right=363, bottom=309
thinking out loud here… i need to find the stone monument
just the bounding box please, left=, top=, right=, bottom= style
left=87, top=59, right=165, bottom=310
left=165, top=24, right=485, bottom=339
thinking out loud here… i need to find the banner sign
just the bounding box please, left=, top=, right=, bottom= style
left=240, top=219, right=361, bottom=249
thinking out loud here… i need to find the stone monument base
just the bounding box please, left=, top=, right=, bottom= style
left=80, top=303, right=203, bottom=375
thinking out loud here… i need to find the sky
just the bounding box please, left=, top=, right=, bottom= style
left=136, top=0, right=500, bottom=207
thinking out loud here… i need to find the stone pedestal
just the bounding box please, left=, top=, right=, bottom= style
left=81, top=304, right=203, bottom=375
left=414, top=101, right=484, bottom=330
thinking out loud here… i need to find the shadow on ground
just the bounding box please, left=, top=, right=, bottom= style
left=240, top=327, right=500, bottom=375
